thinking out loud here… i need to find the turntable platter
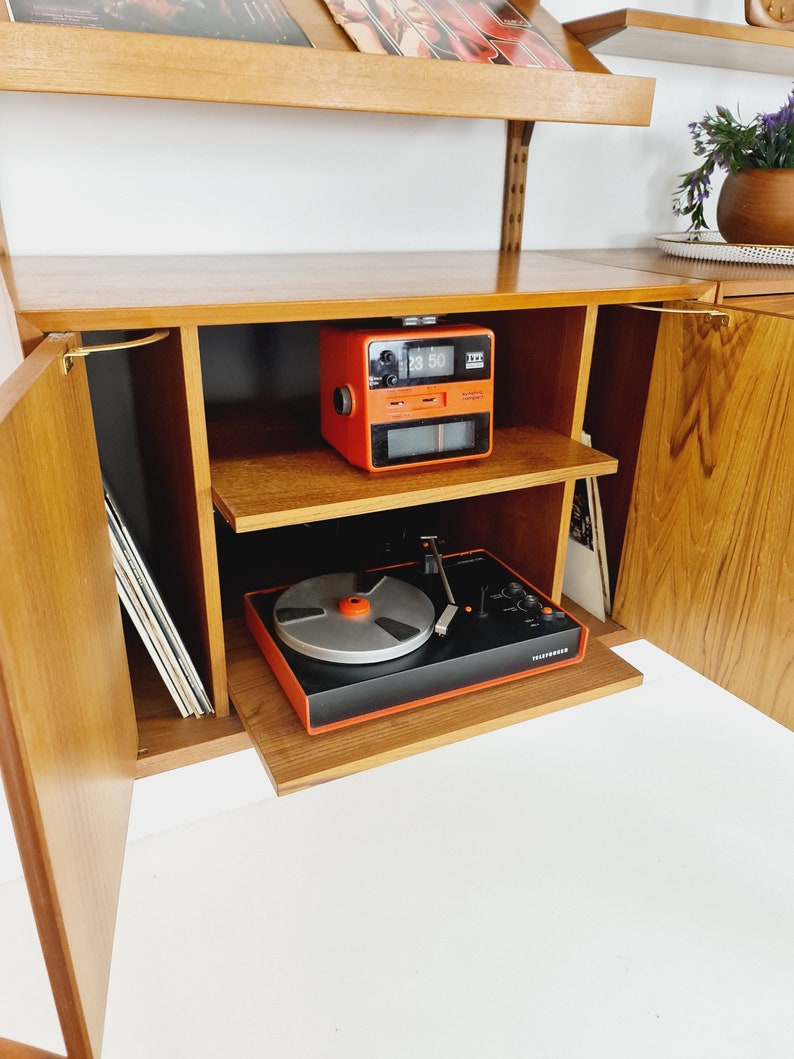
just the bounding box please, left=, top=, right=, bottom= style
left=274, top=571, right=435, bottom=664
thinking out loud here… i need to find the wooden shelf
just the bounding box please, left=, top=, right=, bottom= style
left=0, top=10, right=654, bottom=125
left=209, top=422, right=618, bottom=532
left=2, top=251, right=714, bottom=331
left=566, top=9, right=794, bottom=76
left=224, top=617, right=642, bottom=795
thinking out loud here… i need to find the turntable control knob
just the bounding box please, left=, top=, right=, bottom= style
left=504, top=581, right=525, bottom=598
left=540, top=606, right=564, bottom=622
left=333, top=386, right=353, bottom=416
left=518, top=593, right=540, bottom=612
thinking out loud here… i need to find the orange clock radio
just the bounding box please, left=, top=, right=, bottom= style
left=320, top=320, right=495, bottom=471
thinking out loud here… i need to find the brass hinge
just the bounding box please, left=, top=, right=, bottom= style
left=60, top=329, right=170, bottom=373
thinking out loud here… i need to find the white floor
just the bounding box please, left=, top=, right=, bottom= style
left=2, top=640, right=794, bottom=1058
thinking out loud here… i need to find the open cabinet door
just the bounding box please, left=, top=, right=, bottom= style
left=613, top=302, right=794, bottom=727
left=0, top=333, right=138, bottom=1059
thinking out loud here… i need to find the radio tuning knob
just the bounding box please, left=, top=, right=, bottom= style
left=333, top=386, right=353, bottom=416
left=384, top=374, right=399, bottom=387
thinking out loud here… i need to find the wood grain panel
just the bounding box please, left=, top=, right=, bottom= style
left=477, top=305, right=597, bottom=437
left=128, top=327, right=228, bottom=714
left=0, top=337, right=137, bottom=1059
left=585, top=303, right=661, bottom=599
left=3, top=252, right=714, bottom=332
left=0, top=21, right=654, bottom=124
left=613, top=305, right=794, bottom=727
left=446, top=482, right=570, bottom=599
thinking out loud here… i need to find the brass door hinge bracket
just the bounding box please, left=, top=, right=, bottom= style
left=627, top=304, right=730, bottom=328
left=61, top=329, right=170, bottom=373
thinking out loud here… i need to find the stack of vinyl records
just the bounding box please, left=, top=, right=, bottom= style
left=104, top=485, right=213, bottom=719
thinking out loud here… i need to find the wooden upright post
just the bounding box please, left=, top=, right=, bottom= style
left=501, top=119, right=534, bottom=252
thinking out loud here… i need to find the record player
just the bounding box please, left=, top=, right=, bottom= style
left=244, top=540, right=587, bottom=735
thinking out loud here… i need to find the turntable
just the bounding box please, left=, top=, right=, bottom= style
left=244, top=543, right=588, bottom=735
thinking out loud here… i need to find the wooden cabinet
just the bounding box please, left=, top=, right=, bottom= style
left=0, top=249, right=716, bottom=1056
left=4, top=6, right=789, bottom=1054
left=4, top=250, right=715, bottom=797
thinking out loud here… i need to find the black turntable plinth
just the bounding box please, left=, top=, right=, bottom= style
left=244, top=549, right=587, bottom=735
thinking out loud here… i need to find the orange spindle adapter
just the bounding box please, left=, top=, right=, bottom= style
left=338, top=595, right=371, bottom=617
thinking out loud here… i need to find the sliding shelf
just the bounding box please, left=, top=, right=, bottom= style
left=209, top=422, right=618, bottom=533
left=566, top=9, right=794, bottom=76
left=224, top=617, right=642, bottom=795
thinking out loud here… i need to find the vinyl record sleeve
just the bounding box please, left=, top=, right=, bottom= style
left=4, top=0, right=313, bottom=46
left=321, top=0, right=572, bottom=66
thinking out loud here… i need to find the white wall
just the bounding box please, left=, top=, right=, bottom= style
left=0, top=1, right=792, bottom=883
left=0, top=0, right=791, bottom=257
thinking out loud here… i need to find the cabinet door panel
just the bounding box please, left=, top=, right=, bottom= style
left=613, top=305, right=794, bottom=726
left=0, top=336, right=137, bottom=1059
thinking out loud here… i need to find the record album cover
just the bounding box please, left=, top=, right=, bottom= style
left=4, top=0, right=313, bottom=46
left=321, top=0, right=572, bottom=66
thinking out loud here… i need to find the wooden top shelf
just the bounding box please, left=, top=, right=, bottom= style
left=566, top=9, right=794, bottom=76
left=3, top=251, right=714, bottom=331
left=0, top=3, right=654, bottom=125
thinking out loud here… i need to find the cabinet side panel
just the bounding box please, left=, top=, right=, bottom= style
left=0, top=340, right=137, bottom=1058
left=128, top=326, right=228, bottom=714
left=466, top=306, right=599, bottom=598
left=444, top=482, right=569, bottom=600
left=585, top=304, right=660, bottom=600
left=613, top=307, right=794, bottom=727
left=482, top=305, right=597, bottom=438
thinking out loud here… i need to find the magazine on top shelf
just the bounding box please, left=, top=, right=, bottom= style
left=321, top=0, right=572, bottom=66
left=4, top=0, right=313, bottom=46
left=104, top=484, right=214, bottom=719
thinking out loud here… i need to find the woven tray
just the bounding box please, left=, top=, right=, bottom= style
left=656, top=232, right=794, bottom=266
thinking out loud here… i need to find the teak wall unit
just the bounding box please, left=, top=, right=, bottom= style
left=0, top=250, right=714, bottom=1059
left=1, top=7, right=791, bottom=1059
left=2, top=248, right=718, bottom=792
